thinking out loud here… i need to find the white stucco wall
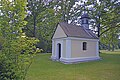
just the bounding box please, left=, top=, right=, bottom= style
left=53, top=24, right=67, bottom=39
left=71, top=39, right=98, bottom=58
left=52, top=39, right=66, bottom=60
left=52, top=37, right=100, bottom=63
left=62, top=40, right=66, bottom=58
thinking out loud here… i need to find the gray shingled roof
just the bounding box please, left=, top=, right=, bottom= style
left=59, top=22, right=98, bottom=39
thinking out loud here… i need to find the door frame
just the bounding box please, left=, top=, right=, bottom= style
left=55, top=40, right=63, bottom=60
left=57, top=43, right=61, bottom=59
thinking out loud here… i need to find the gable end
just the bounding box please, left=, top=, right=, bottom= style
left=52, top=24, right=67, bottom=39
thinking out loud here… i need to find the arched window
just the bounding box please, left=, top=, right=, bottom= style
left=82, top=20, right=84, bottom=24
left=83, top=42, right=87, bottom=50
left=86, top=20, right=88, bottom=24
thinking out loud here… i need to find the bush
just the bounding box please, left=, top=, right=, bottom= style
left=0, top=34, right=40, bottom=80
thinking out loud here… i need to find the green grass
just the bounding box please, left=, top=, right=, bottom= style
left=26, top=50, right=120, bottom=80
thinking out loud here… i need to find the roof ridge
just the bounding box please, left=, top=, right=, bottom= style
left=59, top=22, right=69, bottom=37
left=58, top=22, right=98, bottom=39
left=83, top=28, right=93, bottom=38
left=88, top=30, right=98, bottom=39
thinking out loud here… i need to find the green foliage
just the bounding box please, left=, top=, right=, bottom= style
left=99, top=0, right=120, bottom=50
left=0, top=35, right=39, bottom=80
left=0, top=0, right=40, bottom=80
left=24, top=0, right=80, bottom=52
left=36, top=8, right=61, bottom=52
left=87, top=0, right=120, bottom=50
left=53, top=0, right=76, bottom=22
left=24, top=0, right=61, bottom=52
left=24, top=0, right=120, bottom=51
left=100, top=28, right=119, bottom=51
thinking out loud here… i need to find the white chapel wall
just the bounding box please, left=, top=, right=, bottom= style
left=71, top=39, right=98, bottom=58
left=53, top=25, right=67, bottom=39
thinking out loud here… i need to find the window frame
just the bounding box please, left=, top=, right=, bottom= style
left=86, top=20, right=88, bottom=24
left=82, top=20, right=84, bottom=24
left=83, top=42, right=87, bottom=50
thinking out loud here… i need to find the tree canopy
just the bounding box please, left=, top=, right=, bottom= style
left=0, top=0, right=39, bottom=79
left=24, top=0, right=120, bottom=51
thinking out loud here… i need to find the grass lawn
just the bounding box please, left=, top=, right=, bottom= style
left=26, top=50, right=120, bottom=80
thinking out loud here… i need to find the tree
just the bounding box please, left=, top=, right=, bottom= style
left=24, top=0, right=85, bottom=52
left=24, top=0, right=46, bottom=37
left=0, top=0, right=39, bottom=79
left=100, top=28, right=119, bottom=51
left=87, top=0, right=120, bottom=50
left=24, top=0, right=62, bottom=52
left=53, top=0, right=87, bottom=23
left=24, top=0, right=120, bottom=51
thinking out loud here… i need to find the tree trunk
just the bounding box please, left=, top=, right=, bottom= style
left=112, top=43, right=114, bottom=51
left=98, top=24, right=100, bottom=37
left=108, top=43, right=110, bottom=51
left=33, top=12, right=36, bottom=37
left=32, top=1, right=36, bottom=37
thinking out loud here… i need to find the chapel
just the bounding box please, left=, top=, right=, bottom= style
left=51, top=12, right=100, bottom=64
